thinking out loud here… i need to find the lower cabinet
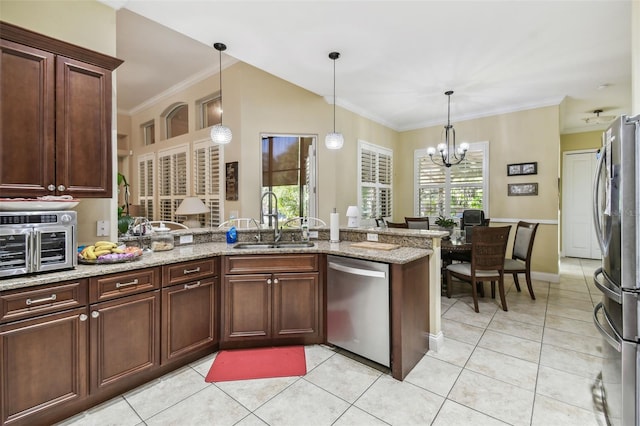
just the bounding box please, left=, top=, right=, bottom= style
left=222, top=254, right=322, bottom=347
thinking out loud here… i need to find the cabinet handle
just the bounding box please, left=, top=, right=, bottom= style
left=273, top=278, right=279, bottom=284
left=267, top=278, right=272, bottom=284
left=57, top=184, right=66, bottom=192
left=25, top=294, right=57, bottom=305
left=91, top=311, right=99, bottom=318
left=183, top=267, right=201, bottom=275
left=184, top=281, right=201, bottom=290
left=79, top=314, right=88, bottom=321
left=116, top=278, right=139, bottom=288
left=47, top=184, right=56, bottom=191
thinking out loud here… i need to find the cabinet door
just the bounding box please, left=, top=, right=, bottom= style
left=222, top=274, right=271, bottom=341
left=0, top=307, right=88, bottom=426
left=89, top=290, right=160, bottom=394
left=55, top=56, right=112, bottom=197
left=162, top=277, right=217, bottom=364
left=273, top=272, right=320, bottom=339
left=0, top=39, right=55, bottom=197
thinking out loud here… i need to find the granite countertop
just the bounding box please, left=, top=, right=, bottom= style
left=0, top=240, right=432, bottom=292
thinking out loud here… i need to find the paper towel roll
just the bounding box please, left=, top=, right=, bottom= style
left=330, top=212, right=340, bottom=242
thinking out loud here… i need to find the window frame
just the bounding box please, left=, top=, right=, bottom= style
left=136, top=153, right=155, bottom=219
left=357, top=140, right=393, bottom=227
left=193, top=138, right=223, bottom=226
left=165, top=103, right=189, bottom=139
left=413, top=141, right=489, bottom=221
left=141, top=120, right=155, bottom=146
left=157, top=144, right=190, bottom=222
left=197, top=93, right=222, bottom=130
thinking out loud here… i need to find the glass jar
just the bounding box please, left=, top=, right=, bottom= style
left=150, top=224, right=174, bottom=251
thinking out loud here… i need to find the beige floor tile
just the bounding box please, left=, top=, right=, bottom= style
left=441, top=318, right=485, bottom=345
left=449, top=369, right=534, bottom=426
left=405, top=354, right=462, bottom=397
left=432, top=400, right=510, bottom=426
left=536, top=366, right=597, bottom=411
left=56, top=396, right=142, bottom=426
left=487, top=316, right=543, bottom=342
left=254, top=379, right=349, bottom=425
left=427, top=335, right=476, bottom=367
left=546, top=304, right=593, bottom=322
left=539, top=344, right=604, bottom=379
left=548, top=287, right=594, bottom=302
left=442, top=299, right=495, bottom=328
left=493, top=306, right=546, bottom=327
left=214, top=376, right=299, bottom=411
left=478, top=329, right=541, bottom=363
left=304, top=353, right=382, bottom=403
left=235, top=414, right=269, bottom=426
left=547, top=296, right=594, bottom=312
left=531, top=394, right=603, bottom=426
left=332, top=406, right=389, bottom=426
left=354, top=374, right=444, bottom=425
left=466, top=347, right=538, bottom=391
left=189, top=352, right=217, bottom=377
left=304, top=344, right=338, bottom=372
left=145, top=385, right=249, bottom=426
left=542, top=327, right=604, bottom=358
left=544, top=314, right=600, bottom=338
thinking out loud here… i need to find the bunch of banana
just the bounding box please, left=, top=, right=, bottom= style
left=80, top=241, right=124, bottom=260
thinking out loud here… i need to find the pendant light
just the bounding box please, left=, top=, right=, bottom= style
left=426, top=91, right=469, bottom=168
left=210, top=42, right=232, bottom=145
left=325, top=51, right=344, bottom=150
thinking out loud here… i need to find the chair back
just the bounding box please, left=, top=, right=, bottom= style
left=385, top=220, right=408, bottom=228
left=471, top=226, right=511, bottom=272
left=282, top=217, right=327, bottom=228
left=512, top=221, right=539, bottom=262
left=404, top=217, right=429, bottom=229
left=218, top=218, right=260, bottom=229
left=461, top=209, right=485, bottom=228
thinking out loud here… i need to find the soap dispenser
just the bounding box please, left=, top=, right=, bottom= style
left=301, top=217, right=309, bottom=242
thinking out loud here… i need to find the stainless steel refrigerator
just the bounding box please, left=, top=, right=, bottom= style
left=592, top=114, right=639, bottom=426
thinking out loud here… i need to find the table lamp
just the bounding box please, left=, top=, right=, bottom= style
left=175, top=197, right=209, bottom=228
left=346, top=205, right=359, bottom=228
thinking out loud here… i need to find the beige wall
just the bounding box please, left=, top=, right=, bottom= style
left=2, top=0, right=119, bottom=245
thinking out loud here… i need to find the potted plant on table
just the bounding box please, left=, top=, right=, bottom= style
left=435, top=215, right=456, bottom=237
left=117, top=172, right=133, bottom=236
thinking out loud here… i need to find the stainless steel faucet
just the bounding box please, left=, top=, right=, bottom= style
left=260, top=191, right=281, bottom=242
left=248, top=217, right=262, bottom=242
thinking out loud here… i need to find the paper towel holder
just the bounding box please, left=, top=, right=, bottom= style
left=346, top=205, right=359, bottom=228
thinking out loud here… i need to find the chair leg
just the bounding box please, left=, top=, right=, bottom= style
left=471, top=278, right=479, bottom=313
left=477, top=282, right=485, bottom=297
left=490, top=281, right=496, bottom=299
left=513, top=273, right=522, bottom=292
left=525, top=272, right=536, bottom=300
left=498, top=276, right=508, bottom=311
left=446, top=270, right=452, bottom=299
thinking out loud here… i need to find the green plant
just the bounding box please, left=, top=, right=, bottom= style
left=435, top=215, right=456, bottom=228
left=117, top=172, right=132, bottom=235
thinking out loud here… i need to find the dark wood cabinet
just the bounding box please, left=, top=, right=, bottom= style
left=161, top=258, right=218, bottom=365
left=0, top=22, right=122, bottom=198
left=222, top=254, right=322, bottom=347
left=0, top=278, right=89, bottom=426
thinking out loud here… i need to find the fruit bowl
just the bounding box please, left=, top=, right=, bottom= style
left=78, top=244, right=143, bottom=265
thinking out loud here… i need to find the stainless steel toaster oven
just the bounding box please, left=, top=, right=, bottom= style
left=0, top=211, right=77, bottom=278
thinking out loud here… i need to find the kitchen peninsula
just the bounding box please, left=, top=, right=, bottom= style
left=0, top=227, right=444, bottom=426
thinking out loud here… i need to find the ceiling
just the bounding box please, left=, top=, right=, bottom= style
left=102, top=0, right=633, bottom=134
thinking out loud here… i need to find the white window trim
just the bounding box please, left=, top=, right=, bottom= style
left=357, top=139, right=393, bottom=227
left=157, top=143, right=190, bottom=222
left=413, top=141, right=489, bottom=219
left=192, top=138, right=224, bottom=226
left=137, top=152, right=155, bottom=219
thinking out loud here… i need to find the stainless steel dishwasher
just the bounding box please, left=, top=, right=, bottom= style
left=327, top=255, right=390, bottom=367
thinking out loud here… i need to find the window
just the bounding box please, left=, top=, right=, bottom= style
left=142, top=120, right=155, bottom=146
left=193, top=139, right=222, bottom=226
left=158, top=145, right=189, bottom=222
left=137, top=153, right=155, bottom=219
left=261, top=135, right=317, bottom=224
left=414, top=141, right=488, bottom=220
left=358, top=140, right=393, bottom=226
left=198, top=94, right=222, bottom=129
left=165, top=103, right=189, bottom=139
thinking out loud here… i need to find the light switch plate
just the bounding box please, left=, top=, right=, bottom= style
left=366, top=233, right=379, bottom=241
left=96, top=220, right=109, bottom=237
left=179, top=234, right=194, bottom=244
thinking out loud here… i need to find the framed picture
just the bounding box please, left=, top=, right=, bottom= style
left=225, top=161, right=238, bottom=201
left=508, top=183, right=538, bottom=196
left=507, top=162, right=538, bottom=176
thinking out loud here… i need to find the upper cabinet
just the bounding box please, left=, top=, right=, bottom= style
left=0, top=22, right=123, bottom=198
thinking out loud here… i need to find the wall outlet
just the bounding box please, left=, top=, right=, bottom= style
left=366, top=233, right=379, bottom=242
left=96, top=220, right=109, bottom=237
left=179, top=234, right=194, bottom=245
left=309, top=230, right=319, bottom=239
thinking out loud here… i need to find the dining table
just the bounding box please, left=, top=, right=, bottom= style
left=440, top=238, right=472, bottom=295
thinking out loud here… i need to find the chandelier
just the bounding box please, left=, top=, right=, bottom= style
left=210, top=42, right=232, bottom=145
left=426, top=91, right=468, bottom=167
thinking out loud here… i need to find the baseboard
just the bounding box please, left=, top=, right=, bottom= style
left=429, top=331, right=444, bottom=352
left=532, top=271, right=559, bottom=283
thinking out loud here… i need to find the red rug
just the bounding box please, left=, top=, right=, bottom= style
left=205, top=346, right=307, bottom=382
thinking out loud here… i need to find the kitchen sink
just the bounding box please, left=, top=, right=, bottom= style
left=233, top=241, right=315, bottom=249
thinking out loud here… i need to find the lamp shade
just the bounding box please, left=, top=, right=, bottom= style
left=325, top=132, right=344, bottom=150
left=346, top=205, right=359, bottom=228
left=175, top=197, right=209, bottom=215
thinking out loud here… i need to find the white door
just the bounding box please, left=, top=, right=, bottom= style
left=562, top=150, right=601, bottom=259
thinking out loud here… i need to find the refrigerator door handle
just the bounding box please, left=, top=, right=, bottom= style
left=593, top=267, right=622, bottom=304
left=593, top=302, right=622, bottom=352
left=592, top=143, right=609, bottom=254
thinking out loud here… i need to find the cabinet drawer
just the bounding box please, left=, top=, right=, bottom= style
left=224, top=254, right=318, bottom=274
left=0, top=279, right=88, bottom=323
left=162, top=258, right=217, bottom=287
left=89, top=267, right=159, bottom=303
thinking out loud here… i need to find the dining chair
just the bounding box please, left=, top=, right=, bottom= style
left=503, top=221, right=539, bottom=300
left=217, top=218, right=261, bottom=229
left=148, top=220, right=188, bottom=231
left=404, top=217, right=430, bottom=229
left=282, top=217, right=327, bottom=228
left=446, top=226, right=511, bottom=313
left=385, top=220, right=408, bottom=228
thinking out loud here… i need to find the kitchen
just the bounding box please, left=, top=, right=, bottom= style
left=1, top=1, right=639, bottom=425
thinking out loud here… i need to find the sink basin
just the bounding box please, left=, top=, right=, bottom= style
left=233, top=241, right=315, bottom=249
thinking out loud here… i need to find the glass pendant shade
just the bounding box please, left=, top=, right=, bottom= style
left=210, top=124, right=232, bottom=145
left=325, top=132, right=344, bottom=150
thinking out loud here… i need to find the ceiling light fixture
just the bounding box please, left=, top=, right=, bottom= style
left=325, top=51, right=344, bottom=150
left=210, top=42, right=232, bottom=145
left=583, top=109, right=615, bottom=124
left=426, top=91, right=469, bottom=168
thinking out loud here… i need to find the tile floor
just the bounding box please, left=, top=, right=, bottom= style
left=58, top=257, right=605, bottom=426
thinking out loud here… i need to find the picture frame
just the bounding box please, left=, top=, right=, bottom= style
left=225, top=161, right=238, bottom=201
left=508, top=182, right=538, bottom=196
left=507, top=161, right=538, bottom=176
